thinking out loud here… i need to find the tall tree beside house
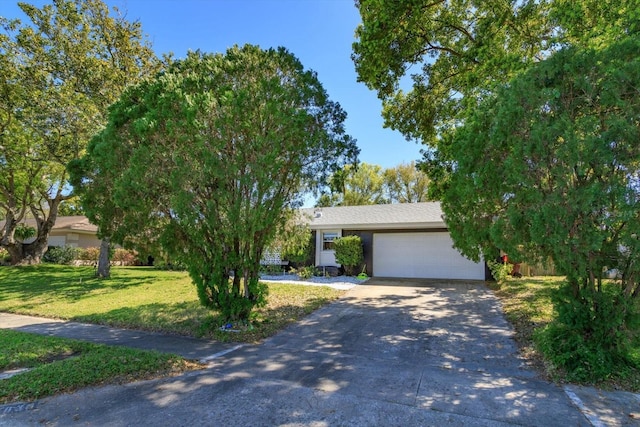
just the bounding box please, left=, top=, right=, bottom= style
left=352, top=0, right=554, bottom=199
left=442, top=39, right=640, bottom=380
left=0, top=0, right=160, bottom=265
left=70, top=46, right=358, bottom=321
left=265, top=210, right=313, bottom=267
left=353, top=0, right=640, bottom=379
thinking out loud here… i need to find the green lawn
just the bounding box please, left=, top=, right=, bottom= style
left=0, top=264, right=344, bottom=341
left=0, top=264, right=345, bottom=403
left=490, top=276, right=640, bottom=391
left=0, top=329, right=201, bottom=404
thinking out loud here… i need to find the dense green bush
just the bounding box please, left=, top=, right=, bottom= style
left=43, top=246, right=80, bottom=265
left=535, top=283, right=640, bottom=382
left=334, top=235, right=364, bottom=276
left=260, top=264, right=283, bottom=275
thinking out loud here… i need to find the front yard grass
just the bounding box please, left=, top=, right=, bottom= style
left=0, top=264, right=345, bottom=342
left=490, top=276, right=640, bottom=391
left=0, top=264, right=345, bottom=404
left=0, top=329, right=202, bottom=404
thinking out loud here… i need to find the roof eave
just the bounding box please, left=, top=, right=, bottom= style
left=309, top=221, right=447, bottom=230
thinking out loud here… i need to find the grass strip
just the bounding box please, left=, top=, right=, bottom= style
left=0, top=329, right=202, bottom=404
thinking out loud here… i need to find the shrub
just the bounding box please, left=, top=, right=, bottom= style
left=487, top=260, right=512, bottom=284
left=14, top=224, right=36, bottom=241
left=282, top=234, right=315, bottom=266
left=534, top=283, right=640, bottom=382
left=112, top=248, right=138, bottom=266
left=333, top=235, right=364, bottom=276
left=293, top=266, right=315, bottom=279
left=43, top=246, right=80, bottom=265
left=78, top=247, right=100, bottom=262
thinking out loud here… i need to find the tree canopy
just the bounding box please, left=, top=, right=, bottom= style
left=353, top=0, right=640, bottom=378
left=71, top=46, right=358, bottom=321
left=352, top=0, right=638, bottom=197
left=316, top=161, right=430, bottom=206
left=444, top=36, right=640, bottom=285
left=0, top=0, right=159, bottom=264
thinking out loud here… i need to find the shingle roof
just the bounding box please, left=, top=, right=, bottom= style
left=2, top=204, right=445, bottom=235
left=0, top=216, right=97, bottom=233
left=300, top=202, right=446, bottom=230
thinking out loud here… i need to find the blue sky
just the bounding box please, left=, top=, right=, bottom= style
left=2, top=0, right=423, bottom=169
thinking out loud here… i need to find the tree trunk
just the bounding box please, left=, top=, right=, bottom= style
left=2, top=193, right=64, bottom=265
left=5, top=235, right=50, bottom=265
left=96, top=238, right=111, bottom=278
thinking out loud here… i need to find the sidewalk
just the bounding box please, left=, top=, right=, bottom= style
left=0, top=312, right=242, bottom=363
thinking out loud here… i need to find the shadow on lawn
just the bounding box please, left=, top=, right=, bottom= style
left=72, top=301, right=209, bottom=337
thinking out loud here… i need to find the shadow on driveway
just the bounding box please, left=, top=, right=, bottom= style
left=0, top=279, right=608, bottom=426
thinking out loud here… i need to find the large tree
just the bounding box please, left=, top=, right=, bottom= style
left=444, top=36, right=640, bottom=378
left=352, top=0, right=553, bottom=192
left=0, top=0, right=159, bottom=264
left=353, top=0, right=640, bottom=378
left=71, top=46, right=358, bottom=321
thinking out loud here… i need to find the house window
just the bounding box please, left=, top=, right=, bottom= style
left=322, top=232, right=339, bottom=251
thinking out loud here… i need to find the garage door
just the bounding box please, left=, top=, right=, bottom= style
left=373, top=232, right=485, bottom=280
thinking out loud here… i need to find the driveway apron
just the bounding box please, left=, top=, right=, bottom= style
left=1, top=279, right=589, bottom=426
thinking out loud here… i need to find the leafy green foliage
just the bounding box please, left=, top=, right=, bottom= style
left=71, top=46, right=358, bottom=322
left=78, top=247, right=100, bottom=262
left=42, top=246, right=80, bottom=265
left=13, top=224, right=35, bottom=242
left=353, top=0, right=640, bottom=378
left=0, top=247, right=9, bottom=263
left=0, top=0, right=159, bottom=264
left=0, top=265, right=344, bottom=342
left=353, top=0, right=551, bottom=165
left=57, top=196, right=85, bottom=217
left=266, top=211, right=314, bottom=265
left=333, top=235, right=364, bottom=276
left=0, top=330, right=197, bottom=404
left=316, top=161, right=430, bottom=206
left=383, top=161, right=431, bottom=203
left=319, top=163, right=387, bottom=206
left=535, top=284, right=640, bottom=382
left=487, top=260, right=513, bottom=284
left=292, top=266, right=316, bottom=279
left=112, top=248, right=138, bottom=266
left=443, top=36, right=640, bottom=285
left=442, top=36, right=640, bottom=378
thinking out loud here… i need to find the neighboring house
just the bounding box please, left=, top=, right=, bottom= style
left=0, top=216, right=101, bottom=249
left=301, top=202, right=489, bottom=281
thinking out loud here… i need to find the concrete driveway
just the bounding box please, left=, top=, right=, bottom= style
left=1, top=279, right=593, bottom=426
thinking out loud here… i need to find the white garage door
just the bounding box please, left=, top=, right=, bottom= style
left=373, top=232, right=485, bottom=280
